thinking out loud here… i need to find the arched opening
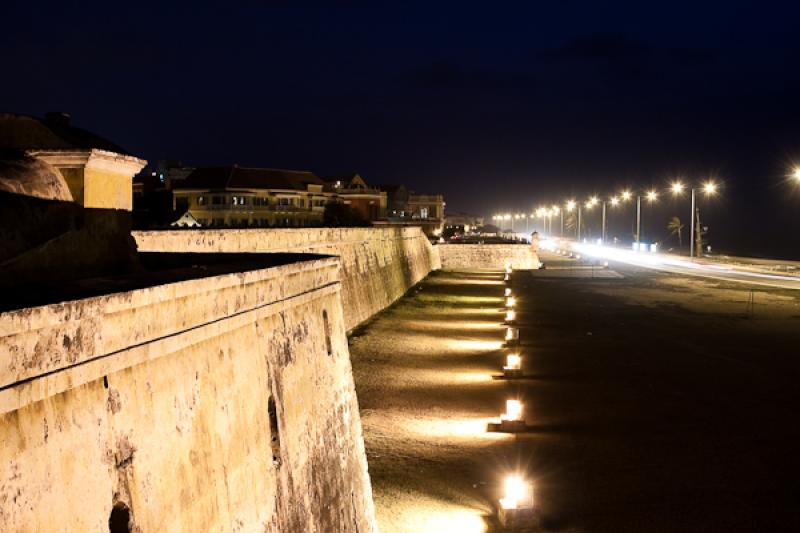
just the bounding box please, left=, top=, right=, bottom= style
left=268, top=395, right=281, bottom=466
left=109, top=502, right=131, bottom=533
left=322, top=310, right=333, bottom=356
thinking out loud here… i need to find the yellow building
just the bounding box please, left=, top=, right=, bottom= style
left=0, top=112, right=146, bottom=211
left=172, top=165, right=339, bottom=227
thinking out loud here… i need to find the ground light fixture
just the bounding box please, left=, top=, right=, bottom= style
left=503, top=354, right=523, bottom=378
left=504, top=287, right=512, bottom=297
left=504, top=272, right=510, bottom=282
left=497, top=475, right=536, bottom=529
left=504, top=327, right=519, bottom=346
left=505, top=265, right=513, bottom=275
left=488, top=399, right=526, bottom=432
left=504, top=310, right=516, bottom=323
left=506, top=296, right=516, bottom=308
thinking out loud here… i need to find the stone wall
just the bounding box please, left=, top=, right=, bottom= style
left=437, top=243, right=541, bottom=269
left=0, top=256, right=376, bottom=532
left=133, top=227, right=441, bottom=331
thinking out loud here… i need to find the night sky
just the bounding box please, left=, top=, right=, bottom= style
left=4, top=1, right=800, bottom=257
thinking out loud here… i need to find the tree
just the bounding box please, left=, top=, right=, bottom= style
left=667, top=216, right=684, bottom=247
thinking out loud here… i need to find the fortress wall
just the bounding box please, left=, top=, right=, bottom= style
left=133, top=227, right=441, bottom=331
left=0, top=257, right=376, bottom=532
left=437, top=243, right=541, bottom=270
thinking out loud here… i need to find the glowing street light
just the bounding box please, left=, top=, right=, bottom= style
left=678, top=180, right=720, bottom=258
left=610, top=196, right=620, bottom=207
left=506, top=296, right=516, bottom=308
left=497, top=475, right=536, bottom=528
left=670, top=181, right=685, bottom=195
left=621, top=190, right=632, bottom=201
left=793, top=168, right=800, bottom=182
left=646, top=190, right=658, bottom=202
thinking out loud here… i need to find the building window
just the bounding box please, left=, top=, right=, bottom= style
left=253, top=197, right=268, bottom=206
left=278, top=198, right=292, bottom=206
left=212, top=196, right=224, bottom=205
left=197, top=196, right=206, bottom=205
left=298, top=198, right=305, bottom=207
left=232, top=196, right=247, bottom=206
left=420, top=207, right=429, bottom=219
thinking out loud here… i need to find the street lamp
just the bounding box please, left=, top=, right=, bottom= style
left=633, top=190, right=658, bottom=247
left=793, top=168, right=800, bottom=182
left=672, top=180, right=719, bottom=258
left=565, top=200, right=578, bottom=240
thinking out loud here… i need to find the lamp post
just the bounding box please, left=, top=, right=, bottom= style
left=671, top=180, right=718, bottom=258
left=601, top=200, right=607, bottom=243
left=565, top=200, right=577, bottom=241
left=550, top=205, right=560, bottom=239
left=584, top=196, right=598, bottom=240
left=636, top=190, right=658, bottom=247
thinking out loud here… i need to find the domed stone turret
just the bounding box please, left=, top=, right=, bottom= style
left=0, top=149, right=73, bottom=202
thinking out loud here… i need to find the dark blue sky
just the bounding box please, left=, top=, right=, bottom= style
left=3, top=1, right=800, bottom=256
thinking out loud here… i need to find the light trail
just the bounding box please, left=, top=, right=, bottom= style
left=543, top=239, right=800, bottom=290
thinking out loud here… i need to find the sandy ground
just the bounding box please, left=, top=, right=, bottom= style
left=349, top=255, right=800, bottom=532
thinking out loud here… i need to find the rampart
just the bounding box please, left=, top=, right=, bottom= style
left=133, top=227, right=441, bottom=331
left=0, top=254, right=377, bottom=532
left=437, top=243, right=540, bottom=269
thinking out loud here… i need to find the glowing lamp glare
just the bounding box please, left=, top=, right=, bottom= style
left=504, top=354, right=521, bottom=370
left=500, top=475, right=533, bottom=510
left=501, top=399, right=523, bottom=422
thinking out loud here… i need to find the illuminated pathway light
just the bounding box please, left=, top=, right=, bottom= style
left=504, top=287, right=512, bottom=297
left=501, top=399, right=523, bottom=422
left=506, top=296, right=516, bottom=308
left=503, top=353, right=523, bottom=378
left=488, top=399, right=527, bottom=432
left=504, top=327, right=519, bottom=346
left=504, top=310, right=516, bottom=323
left=497, top=475, right=536, bottom=529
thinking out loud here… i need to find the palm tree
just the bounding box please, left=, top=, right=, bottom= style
left=667, top=216, right=684, bottom=247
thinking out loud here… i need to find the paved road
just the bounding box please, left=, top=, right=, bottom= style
left=351, top=262, right=800, bottom=533
left=560, top=244, right=800, bottom=290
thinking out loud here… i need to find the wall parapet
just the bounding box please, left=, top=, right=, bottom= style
left=0, top=254, right=377, bottom=532
left=437, top=243, right=541, bottom=270
left=133, top=227, right=442, bottom=330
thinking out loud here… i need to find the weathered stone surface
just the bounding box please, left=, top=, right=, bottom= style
left=437, top=243, right=540, bottom=269
left=0, top=256, right=376, bottom=532
left=133, top=227, right=442, bottom=331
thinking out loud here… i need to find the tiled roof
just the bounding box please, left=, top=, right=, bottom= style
left=174, top=166, right=324, bottom=191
